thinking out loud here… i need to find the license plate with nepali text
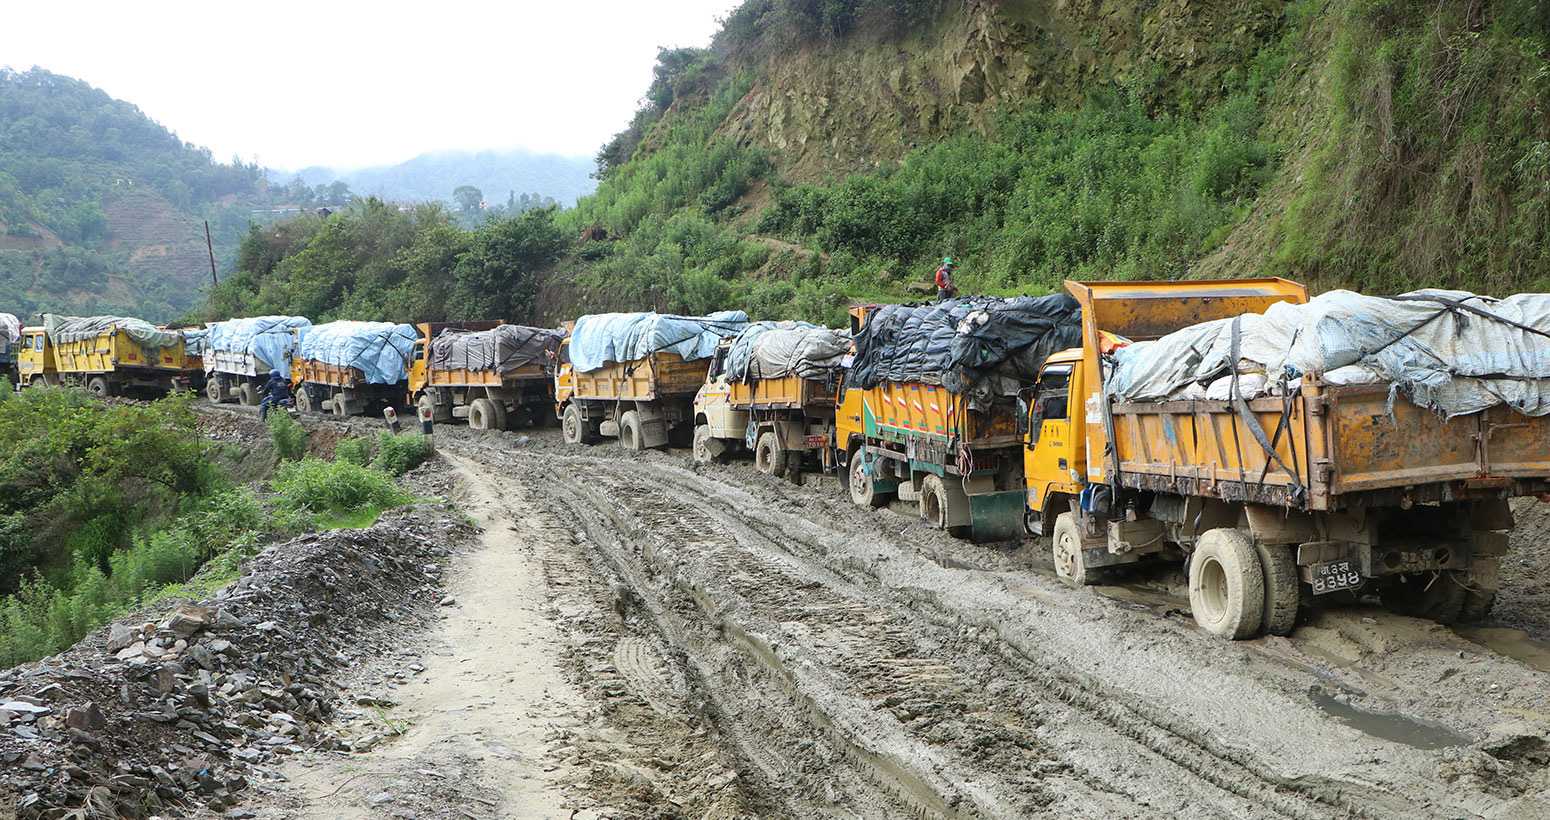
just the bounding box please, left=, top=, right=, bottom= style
left=1310, top=559, right=1363, bottom=595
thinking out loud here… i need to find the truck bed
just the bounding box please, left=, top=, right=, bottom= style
left=559, top=352, right=709, bottom=403
left=728, top=374, right=835, bottom=411
left=294, top=359, right=368, bottom=388
left=846, top=381, right=1018, bottom=446
left=429, top=362, right=547, bottom=388
left=52, top=332, right=190, bottom=373
left=1110, top=379, right=1550, bottom=510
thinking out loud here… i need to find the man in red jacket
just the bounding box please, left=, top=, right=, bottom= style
left=934, top=256, right=958, bottom=302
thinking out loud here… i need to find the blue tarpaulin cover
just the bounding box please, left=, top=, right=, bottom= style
left=568, top=311, right=747, bottom=373
left=298, top=321, right=418, bottom=384
left=206, top=316, right=312, bottom=377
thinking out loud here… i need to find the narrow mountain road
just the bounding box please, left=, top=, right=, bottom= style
left=254, top=422, right=1550, bottom=819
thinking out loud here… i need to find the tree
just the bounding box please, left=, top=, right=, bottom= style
left=453, top=185, right=483, bottom=214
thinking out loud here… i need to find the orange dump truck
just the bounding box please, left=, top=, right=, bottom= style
left=837, top=297, right=1082, bottom=541
left=19, top=314, right=198, bottom=396
left=1021, top=279, right=1550, bottom=639
left=408, top=321, right=562, bottom=430
left=692, top=322, right=848, bottom=475
left=556, top=311, right=747, bottom=449
left=291, top=321, right=418, bottom=417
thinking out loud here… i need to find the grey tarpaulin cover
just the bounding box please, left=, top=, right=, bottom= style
left=430, top=325, right=564, bottom=375
left=568, top=311, right=747, bottom=373
left=181, top=329, right=208, bottom=357
left=724, top=321, right=850, bottom=381
left=43, top=314, right=180, bottom=349
left=206, top=316, right=312, bottom=376
left=297, top=321, right=418, bottom=384
left=1108, top=289, right=1550, bottom=418
left=849, top=294, right=1083, bottom=397
left=0, top=313, right=18, bottom=343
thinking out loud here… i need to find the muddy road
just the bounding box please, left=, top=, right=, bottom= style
left=261, top=418, right=1550, bottom=819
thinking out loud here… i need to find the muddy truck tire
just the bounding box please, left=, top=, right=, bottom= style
left=847, top=450, right=892, bottom=508
left=1189, top=528, right=1265, bottom=640
left=1052, top=512, right=1101, bottom=588
left=1255, top=541, right=1300, bottom=637
left=755, top=431, right=786, bottom=475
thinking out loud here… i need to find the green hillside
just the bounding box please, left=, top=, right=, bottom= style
left=0, top=68, right=286, bottom=322
left=204, top=0, right=1550, bottom=328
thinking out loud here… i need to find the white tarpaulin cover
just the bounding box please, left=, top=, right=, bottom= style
left=297, top=321, right=418, bottom=384
left=44, top=314, right=180, bottom=349
left=1108, top=289, right=1550, bottom=418
left=724, top=321, right=851, bottom=381
left=206, top=316, right=311, bottom=377
left=568, top=311, right=747, bottom=373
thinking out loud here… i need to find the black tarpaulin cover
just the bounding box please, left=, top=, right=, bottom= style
left=430, top=325, right=563, bottom=375
left=849, top=294, right=1082, bottom=395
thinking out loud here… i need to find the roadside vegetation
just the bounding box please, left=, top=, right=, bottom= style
left=0, top=388, right=425, bottom=667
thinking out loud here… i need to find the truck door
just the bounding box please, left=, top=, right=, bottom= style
left=1023, top=364, right=1076, bottom=520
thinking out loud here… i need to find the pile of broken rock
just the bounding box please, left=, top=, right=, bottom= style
left=0, top=507, right=470, bottom=818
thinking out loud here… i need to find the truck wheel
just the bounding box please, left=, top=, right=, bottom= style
left=1189, top=528, right=1266, bottom=640
left=1380, top=571, right=1467, bottom=624
left=30, top=376, right=47, bottom=390
left=619, top=410, right=643, bottom=450
left=239, top=382, right=259, bottom=406
left=1255, top=542, right=1301, bottom=637
left=295, top=388, right=315, bottom=414
left=205, top=378, right=224, bottom=403
left=87, top=376, right=112, bottom=399
left=692, top=425, right=718, bottom=464
left=847, top=450, right=892, bottom=508
left=490, top=401, right=510, bottom=431
left=1051, top=512, right=1101, bottom=587
left=1460, top=589, right=1497, bottom=623
left=920, top=474, right=949, bottom=530
left=468, top=398, right=496, bottom=431
left=330, top=397, right=348, bottom=416
left=562, top=404, right=596, bottom=445
left=754, top=432, right=786, bottom=475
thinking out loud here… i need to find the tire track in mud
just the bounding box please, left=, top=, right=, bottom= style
left=469, top=445, right=1351, bottom=819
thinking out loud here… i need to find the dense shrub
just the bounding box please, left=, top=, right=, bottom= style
left=372, top=432, right=433, bottom=478
left=272, top=458, right=412, bottom=515
left=267, top=409, right=307, bottom=461
left=334, top=437, right=373, bottom=466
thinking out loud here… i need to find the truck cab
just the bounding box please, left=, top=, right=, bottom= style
left=1021, top=348, right=1086, bottom=535
left=692, top=343, right=748, bottom=461
left=17, top=327, right=54, bottom=387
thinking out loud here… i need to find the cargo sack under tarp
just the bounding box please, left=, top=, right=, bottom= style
left=430, top=325, right=564, bottom=375
left=297, top=321, right=418, bottom=385
left=724, top=321, right=850, bottom=382
left=1107, top=289, right=1550, bottom=419
left=206, top=316, right=312, bottom=378
left=848, top=294, right=1083, bottom=399
left=43, top=314, right=181, bottom=350
left=0, top=313, right=18, bottom=344
left=567, top=311, right=748, bottom=373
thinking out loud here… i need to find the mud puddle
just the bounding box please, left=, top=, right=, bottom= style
left=1455, top=626, right=1550, bottom=674
left=1307, top=689, right=1471, bottom=750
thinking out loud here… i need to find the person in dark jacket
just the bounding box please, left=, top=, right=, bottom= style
left=259, top=369, right=291, bottom=421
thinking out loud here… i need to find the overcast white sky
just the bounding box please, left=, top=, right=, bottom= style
left=0, top=0, right=741, bottom=170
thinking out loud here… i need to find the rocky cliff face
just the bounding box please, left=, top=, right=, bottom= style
left=719, top=0, right=1282, bottom=182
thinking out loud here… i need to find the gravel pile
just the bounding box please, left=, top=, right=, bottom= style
left=0, top=506, right=472, bottom=818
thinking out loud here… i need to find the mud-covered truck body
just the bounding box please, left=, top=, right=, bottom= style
left=202, top=316, right=311, bottom=405
left=1024, top=278, right=1550, bottom=639
left=837, top=296, right=1082, bottom=542
left=693, top=322, right=849, bottom=475
left=0, top=312, right=18, bottom=385
left=556, top=311, right=747, bottom=449
left=291, top=321, right=417, bottom=417
left=410, top=321, right=563, bottom=431
left=19, top=314, right=197, bottom=396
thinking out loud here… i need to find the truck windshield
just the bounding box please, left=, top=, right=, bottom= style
left=1029, top=365, right=1071, bottom=445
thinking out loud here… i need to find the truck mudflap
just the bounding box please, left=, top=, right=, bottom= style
left=969, top=490, right=1026, bottom=542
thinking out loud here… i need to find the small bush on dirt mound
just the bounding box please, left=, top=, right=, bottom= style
left=372, top=432, right=432, bottom=477
left=267, top=410, right=307, bottom=461
left=334, top=436, right=373, bottom=466
left=273, top=458, right=412, bottom=516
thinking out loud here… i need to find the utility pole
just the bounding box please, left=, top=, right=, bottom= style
left=204, top=221, right=219, bottom=287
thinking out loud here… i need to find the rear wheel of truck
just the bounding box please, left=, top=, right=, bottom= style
left=1189, top=528, right=1266, bottom=640
left=30, top=376, right=47, bottom=390
left=330, top=397, right=348, bottom=416
left=1255, top=542, right=1301, bottom=637
left=1460, top=589, right=1497, bottom=622
left=847, top=450, right=892, bottom=508
left=754, top=432, right=786, bottom=475
left=562, top=404, right=596, bottom=445
left=469, top=398, right=497, bottom=431
left=619, top=410, right=643, bottom=450
left=1380, top=570, right=1468, bottom=624
left=920, top=474, right=949, bottom=530
left=692, top=424, right=717, bottom=464
left=1052, top=512, right=1101, bottom=587
left=239, top=382, right=259, bottom=406
left=87, top=376, right=112, bottom=399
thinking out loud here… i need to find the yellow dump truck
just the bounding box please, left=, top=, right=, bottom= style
left=18, top=315, right=197, bottom=396
left=1023, top=279, right=1550, bottom=639
left=408, top=321, right=561, bottom=430
left=557, top=312, right=747, bottom=449
left=291, top=321, right=418, bottom=416
left=692, top=323, right=847, bottom=475
left=835, top=296, right=1081, bottom=542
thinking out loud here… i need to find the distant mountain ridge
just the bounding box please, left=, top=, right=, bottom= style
left=273, top=149, right=596, bottom=207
